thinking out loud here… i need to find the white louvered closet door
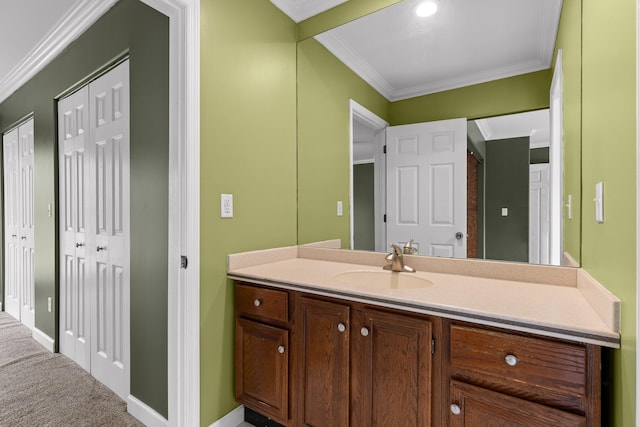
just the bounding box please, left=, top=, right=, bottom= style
left=59, top=87, right=91, bottom=371
left=58, top=60, right=130, bottom=400
left=3, top=118, right=35, bottom=329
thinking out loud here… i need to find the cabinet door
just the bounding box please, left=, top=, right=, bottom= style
left=360, top=308, right=432, bottom=427
left=296, top=296, right=350, bottom=427
left=236, top=318, right=289, bottom=424
left=449, top=381, right=586, bottom=427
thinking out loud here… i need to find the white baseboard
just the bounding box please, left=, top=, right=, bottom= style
left=209, top=405, right=244, bottom=427
left=127, top=395, right=168, bottom=427
left=32, top=328, right=55, bottom=353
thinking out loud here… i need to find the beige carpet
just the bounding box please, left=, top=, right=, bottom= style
left=0, top=312, right=144, bottom=426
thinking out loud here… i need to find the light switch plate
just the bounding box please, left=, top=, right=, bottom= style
left=337, top=201, right=343, bottom=216
left=501, top=207, right=508, bottom=217
left=221, top=194, right=233, bottom=218
left=595, top=182, right=604, bottom=223
left=566, top=194, right=573, bottom=220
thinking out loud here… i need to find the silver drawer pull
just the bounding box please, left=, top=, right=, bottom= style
left=450, top=404, right=461, bottom=415
left=337, top=323, right=346, bottom=333
left=505, top=354, right=518, bottom=366
left=360, top=327, right=369, bottom=337
left=277, top=345, right=285, bottom=354
left=253, top=299, right=261, bottom=307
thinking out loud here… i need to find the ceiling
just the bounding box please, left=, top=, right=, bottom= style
left=0, top=0, right=81, bottom=94
left=2, top=0, right=562, bottom=107
left=310, top=0, right=563, bottom=101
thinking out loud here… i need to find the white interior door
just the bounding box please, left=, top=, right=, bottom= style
left=88, top=61, right=130, bottom=399
left=18, top=120, right=35, bottom=329
left=3, top=119, right=35, bottom=329
left=386, top=118, right=467, bottom=258
left=59, top=86, right=91, bottom=371
left=58, top=60, right=130, bottom=400
left=529, top=163, right=550, bottom=264
left=3, top=127, right=20, bottom=319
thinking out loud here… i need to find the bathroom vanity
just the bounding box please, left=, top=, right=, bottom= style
left=228, top=243, right=619, bottom=426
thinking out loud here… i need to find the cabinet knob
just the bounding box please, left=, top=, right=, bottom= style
left=360, top=327, right=369, bottom=337
left=505, top=354, right=518, bottom=366
left=450, top=404, right=461, bottom=415
left=337, top=323, right=346, bottom=333
left=277, top=345, right=285, bottom=354
left=253, top=299, right=261, bottom=307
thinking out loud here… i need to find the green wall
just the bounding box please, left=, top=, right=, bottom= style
left=353, top=163, right=375, bottom=251
left=484, top=137, right=530, bottom=263
left=389, top=70, right=551, bottom=125
left=554, top=0, right=583, bottom=263
left=582, top=0, right=636, bottom=424
left=297, top=37, right=389, bottom=246
left=0, top=0, right=169, bottom=416
left=199, top=1, right=298, bottom=424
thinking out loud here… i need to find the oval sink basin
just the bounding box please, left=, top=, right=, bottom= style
left=332, top=270, right=432, bottom=289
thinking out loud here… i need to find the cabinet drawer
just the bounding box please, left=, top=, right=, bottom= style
left=450, top=324, right=587, bottom=398
left=236, top=283, right=288, bottom=322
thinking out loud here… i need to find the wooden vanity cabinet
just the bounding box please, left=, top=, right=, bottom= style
left=235, top=283, right=291, bottom=425
left=295, top=294, right=439, bottom=427
left=447, top=321, right=601, bottom=426
left=234, top=282, right=603, bottom=427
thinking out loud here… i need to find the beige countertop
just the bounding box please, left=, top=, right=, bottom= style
left=227, top=242, right=620, bottom=348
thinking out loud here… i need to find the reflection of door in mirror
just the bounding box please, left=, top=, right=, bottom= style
left=352, top=105, right=559, bottom=264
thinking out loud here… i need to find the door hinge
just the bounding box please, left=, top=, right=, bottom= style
left=383, top=145, right=387, bottom=154
left=431, top=337, right=435, bottom=355
left=181, top=255, right=188, bottom=269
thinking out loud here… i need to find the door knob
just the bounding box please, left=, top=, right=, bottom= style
left=455, top=232, right=464, bottom=240
left=76, top=242, right=84, bottom=248
left=97, top=246, right=107, bottom=252
left=20, top=236, right=26, bottom=240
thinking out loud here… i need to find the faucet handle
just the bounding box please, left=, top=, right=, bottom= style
left=403, top=239, right=417, bottom=255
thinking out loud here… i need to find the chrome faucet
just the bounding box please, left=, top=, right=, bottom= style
left=383, top=243, right=416, bottom=273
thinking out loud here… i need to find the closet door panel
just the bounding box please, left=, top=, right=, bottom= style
left=3, top=128, right=20, bottom=319
left=18, top=120, right=35, bottom=329
left=89, top=60, right=130, bottom=400
left=58, top=87, right=91, bottom=371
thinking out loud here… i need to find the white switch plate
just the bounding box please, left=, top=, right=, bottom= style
left=47, top=297, right=52, bottom=313
left=221, top=194, right=233, bottom=218
left=337, top=201, right=343, bottom=216
left=566, top=194, right=573, bottom=220
left=595, top=182, right=604, bottom=223
left=501, top=207, right=508, bottom=217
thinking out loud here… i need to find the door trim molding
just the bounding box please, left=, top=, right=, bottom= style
left=349, top=100, right=388, bottom=252
left=2, top=0, right=200, bottom=425
left=139, top=1, right=200, bottom=425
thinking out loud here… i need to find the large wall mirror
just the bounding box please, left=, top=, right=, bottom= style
left=297, top=0, right=582, bottom=267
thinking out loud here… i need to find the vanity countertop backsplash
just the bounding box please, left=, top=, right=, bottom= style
left=227, top=240, right=620, bottom=348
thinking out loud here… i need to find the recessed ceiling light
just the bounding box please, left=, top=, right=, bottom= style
left=415, top=1, right=438, bottom=17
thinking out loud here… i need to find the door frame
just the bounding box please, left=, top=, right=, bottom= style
left=549, top=49, right=564, bottom=265
left=349, top=100, right=388, bottom=252
left=0, top=1, right=201, bottom=426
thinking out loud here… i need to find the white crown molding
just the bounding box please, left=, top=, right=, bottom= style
left=316, top=31, right=396, bottom=100
left=474, top=119, right=493, bottom=141
left=0, top=0, right=118, bottom=104
left=270, top=0, right=348, bottom=23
